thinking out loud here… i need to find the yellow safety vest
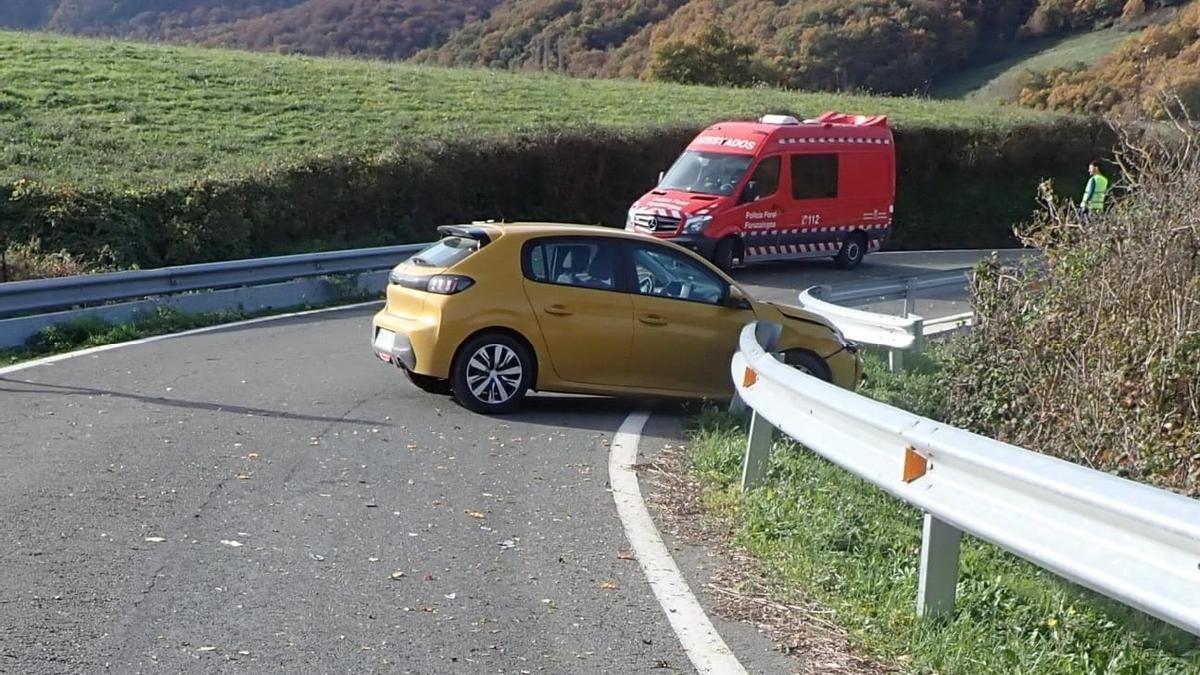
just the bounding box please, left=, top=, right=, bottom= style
left=1083, top=174, right=1108, bottom=212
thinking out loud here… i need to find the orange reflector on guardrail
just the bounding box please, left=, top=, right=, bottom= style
left=743, top=368, right=758, bottom=388
left=902, top=446, right=928, bottom=483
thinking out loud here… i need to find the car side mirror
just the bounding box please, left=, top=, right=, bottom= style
left=723, top=286, right=752, bottom=310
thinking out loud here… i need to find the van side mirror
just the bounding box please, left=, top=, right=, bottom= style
left=739, top=181, right=758, bottom=205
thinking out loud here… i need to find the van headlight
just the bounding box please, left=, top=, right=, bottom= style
left=683, top=214, right=712, bottom=234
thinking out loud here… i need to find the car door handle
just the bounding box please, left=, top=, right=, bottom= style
left=638, top=313, right=668, bottom=326
left=544, top=304, right=573, bottom=316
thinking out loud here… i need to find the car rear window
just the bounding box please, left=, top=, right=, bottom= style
left=409, top=236, right=480, bottom=268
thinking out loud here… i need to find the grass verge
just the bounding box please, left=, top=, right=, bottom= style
left=0, top=295, right=380, bottom=368
left=685, top=350, right=1200, bottom=674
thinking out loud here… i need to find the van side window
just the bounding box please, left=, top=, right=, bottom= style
left=791, top=154, right=839, bottom=200
left=739, top=156, right=780, bottom=204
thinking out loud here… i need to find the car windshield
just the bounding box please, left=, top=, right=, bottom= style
left=633, top=246, right=725, bottom=304
left=658, top=151, right=753, bottom=196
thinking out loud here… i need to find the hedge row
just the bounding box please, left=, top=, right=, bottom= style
left=0, top=120, right=1116, bottom=270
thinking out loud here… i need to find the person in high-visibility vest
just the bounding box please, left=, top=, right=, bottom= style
left=1080, top=159, right=1109, bottom=214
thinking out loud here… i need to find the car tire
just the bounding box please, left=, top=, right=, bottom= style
left=451, top=332, right=533, bottom=415
left=713, top=237, right=738, bottom=273
left=782, top=349, right=832, bottom=382
left=834, top=232, right=867, bottom=270
left=404, top=369, right=452, bottom=395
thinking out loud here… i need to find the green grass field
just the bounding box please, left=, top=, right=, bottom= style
left=685, top=351, right=1200, bottom=673
left=936, top=28, right=1132, bottom=102
left=0, top=30, right=1065, bottom=190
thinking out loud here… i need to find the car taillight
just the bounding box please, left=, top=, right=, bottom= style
left=426, top=275, right=474, bottom=294
left=390, top=272, right=474, bottom=294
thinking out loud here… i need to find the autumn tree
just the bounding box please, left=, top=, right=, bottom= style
left=645, top=23, right=776, bottom=87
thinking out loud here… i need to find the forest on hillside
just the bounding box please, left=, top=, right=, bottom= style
left=1, top=0, right=1195, bottom=114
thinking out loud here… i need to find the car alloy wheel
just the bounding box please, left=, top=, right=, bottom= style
left=451, top=332, right=533, bottom=414
left=783, top=349, right=832, bottom=382
left=466, top=344, right=522, bottom=404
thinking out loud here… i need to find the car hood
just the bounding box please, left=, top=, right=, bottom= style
left=768, top=301, right=843, bottom=334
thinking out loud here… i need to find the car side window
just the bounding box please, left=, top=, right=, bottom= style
left=630, top=245, right=725, bottom=305
left=739, top=155, right=780, bottom=204
left=524, top=239, right=618, bottom=290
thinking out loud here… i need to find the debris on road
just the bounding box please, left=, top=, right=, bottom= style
left=144, top=537, right=166, bottom=543
left=220, top=540, right=243, bottom=548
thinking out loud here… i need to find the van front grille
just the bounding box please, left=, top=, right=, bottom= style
left=632, top=212, right=681, bottom=233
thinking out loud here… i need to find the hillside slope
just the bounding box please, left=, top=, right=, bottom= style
left=934, top=27, right=1133, bottom=102
left=0, top=1, right=1190, bottom=97
left=0, top=29, right=1061, bottom=190
left=0, top=31, right=1110, bottom=274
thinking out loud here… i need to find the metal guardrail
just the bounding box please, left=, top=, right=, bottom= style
left=0, top=243, right=427, bottom=349
left=733, top=321, right=1200, bottom=635
left=0, top=244, right=426, bottom=318
left=800, top=268, right=973, bottom=370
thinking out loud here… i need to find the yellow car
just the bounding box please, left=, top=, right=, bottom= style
left=371, top=223, right=861, bottom=414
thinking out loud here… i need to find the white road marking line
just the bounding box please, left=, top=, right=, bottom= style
left=0, top=301, right=382, bottom=376
left=609, top=409, right=747, bottom=675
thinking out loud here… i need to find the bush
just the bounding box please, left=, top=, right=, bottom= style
left=0, top=120, right=1115, bottom=271
left=944, top=117, right=1200, bottom=494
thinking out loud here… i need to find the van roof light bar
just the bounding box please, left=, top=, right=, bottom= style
left=760, top=114, right=800, bottom=125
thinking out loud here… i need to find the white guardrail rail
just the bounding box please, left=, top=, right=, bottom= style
left=732, top=321, right=1200, bottom=635
left=0, top=243, right=426, bottom=348
left=800, top=268, right=973, bottom=370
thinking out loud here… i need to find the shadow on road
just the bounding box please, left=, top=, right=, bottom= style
left=501, top=393, right=696, bottom=432
left=0, top=376, right=392, bottom=427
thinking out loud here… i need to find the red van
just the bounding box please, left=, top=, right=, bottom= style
left=626, top=112, right=895, bottom=271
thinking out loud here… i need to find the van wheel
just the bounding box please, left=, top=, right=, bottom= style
left=713, top=237, right=739, bottom=273
left=404, top=369, right=451, bottom=395
left=451, top=332, right=532, bottom=414
left=834, top=232, right=867, bottom=270
left=783, top=349, right=832, bottom=382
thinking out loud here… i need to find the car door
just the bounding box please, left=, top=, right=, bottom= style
left=520, top=237, right=635, bottom=387
left=622, top=242, right=756, bottom=395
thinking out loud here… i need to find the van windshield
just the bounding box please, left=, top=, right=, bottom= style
left=659, top=151, right=753, bottom=196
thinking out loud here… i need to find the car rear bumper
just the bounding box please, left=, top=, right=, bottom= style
left=372, top=325, right=416, bottom=370
left=372, top=310, right=447, bottom=375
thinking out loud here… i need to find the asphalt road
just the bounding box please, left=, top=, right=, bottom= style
left=0, top=250, right=1021, bottom=674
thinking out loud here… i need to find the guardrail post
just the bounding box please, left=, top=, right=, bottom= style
left=740, top=410, right=774, bottom=490
left=903, top=278, right=916, bottom=318
left=728, top=392, right=749, bottom=420
left=917, top=514, right=962, bottom=619
left=911, top=315, right=925, bottom=357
